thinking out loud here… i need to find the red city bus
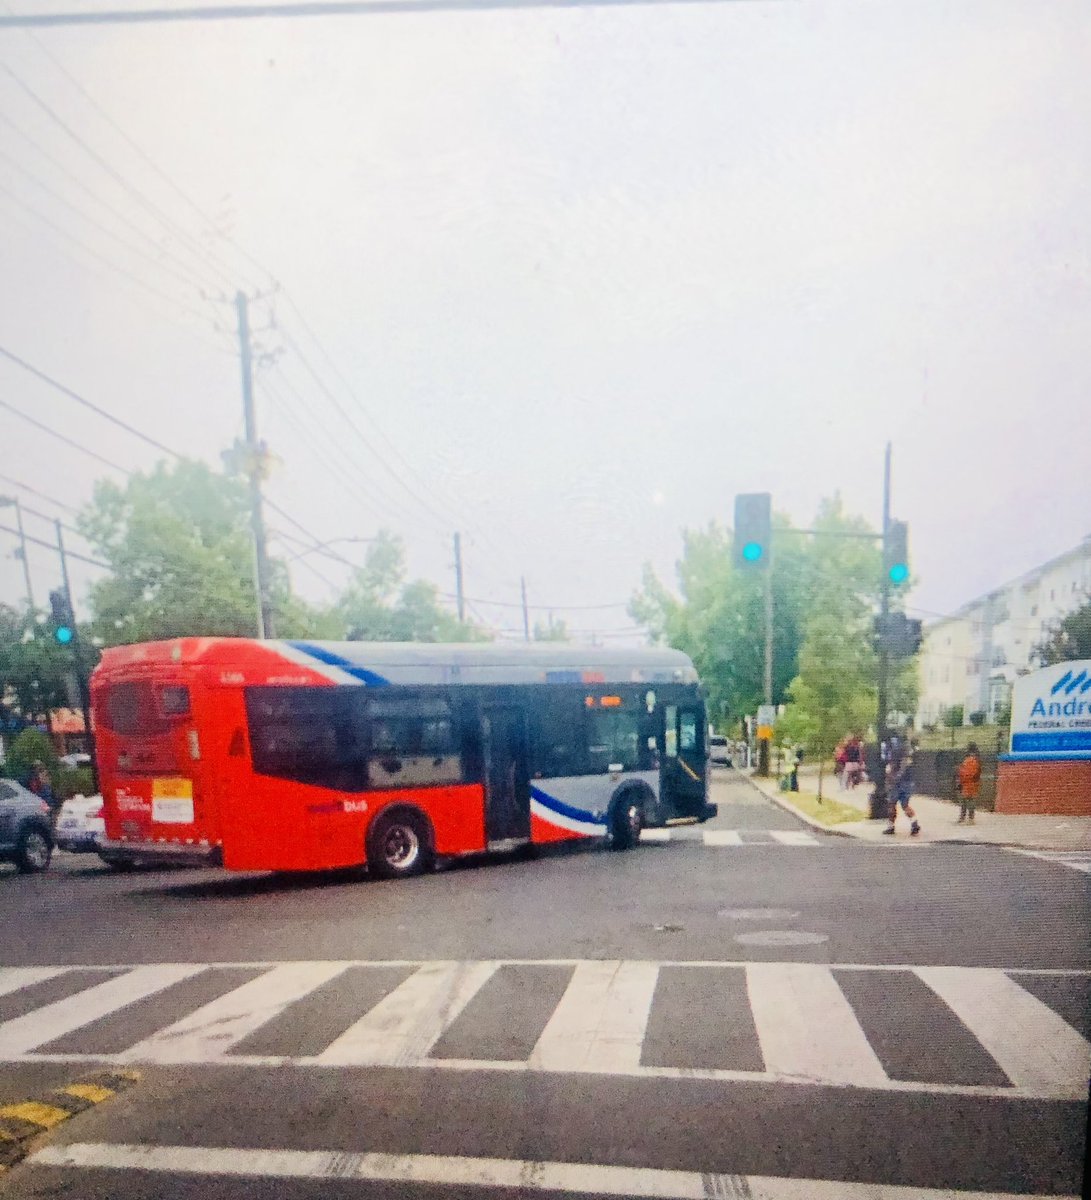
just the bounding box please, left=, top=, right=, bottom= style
left=92, top=638, right=715, bottom=878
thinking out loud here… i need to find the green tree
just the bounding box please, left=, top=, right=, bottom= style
left=630, top=494, right=880, bottom=727
left=3, top=727, right=58, bottom=785
left=338, top=532, right=485, bottom=642
left=1033, top=597, right=1091, bottom=665
left=0, top=603, right=75, bottom=725
left=77, top=459, right=326, bottom=644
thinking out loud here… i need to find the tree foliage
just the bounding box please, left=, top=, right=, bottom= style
left=630, top=494, right=886, bottom=728
left=338, top=532, right=485, bottom=642
left=1033, top=597, right=1091, bottom=665
left=77, top=460, right=327, bottom=644
left=0, top=604, right=76, bottom=724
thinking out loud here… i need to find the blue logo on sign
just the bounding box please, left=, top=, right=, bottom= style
left=1050, top=669, right=1091, bottom=696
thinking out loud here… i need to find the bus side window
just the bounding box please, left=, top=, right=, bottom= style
left=679, top=710, right=698, bottom=753
left=364, top=695, right=461, bottom=790
left=664, top=705, right=678, bottom=758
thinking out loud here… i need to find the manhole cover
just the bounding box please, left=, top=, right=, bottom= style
left=718, top=908, right=800, bottom=921
left=733, top=930, right=829, bottom=947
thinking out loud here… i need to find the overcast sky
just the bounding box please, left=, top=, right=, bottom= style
left=0, top=0, right=1088, bottom=641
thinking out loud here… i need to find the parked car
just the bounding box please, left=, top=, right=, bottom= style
left=709, top=734, right=733, bottom=767
left=54, top=793, right=105, bottom=854
left=0, top=779, right=54, bottom=873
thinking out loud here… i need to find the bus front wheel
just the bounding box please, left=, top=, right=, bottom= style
left=367, top=810, right=434, bottom=880
left=610, top=797, right=643, bottom=851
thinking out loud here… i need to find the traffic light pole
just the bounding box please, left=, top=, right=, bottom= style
left=871, top=443, right=893, bottom=819
left=758, top=550, right=773, bottom=777
left=55, top=520, right=97, bottom=793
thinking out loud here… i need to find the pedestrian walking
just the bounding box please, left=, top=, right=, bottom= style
left=883, top=738, right=921, bottom=837
left=842, top=734, right=864, bottom=789
left=27, top=761, right=61, bottom=826
left=956, top=742, right=982, bottom=825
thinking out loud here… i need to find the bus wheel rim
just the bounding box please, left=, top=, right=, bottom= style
left=25, top=832, right=48, bottom=868
left=626, top=804, right=641, bottom=837
left=384, top=824, right=419, bottom=868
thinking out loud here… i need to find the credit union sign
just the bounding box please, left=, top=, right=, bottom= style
left=1009, top=660, right=1091, bottom=758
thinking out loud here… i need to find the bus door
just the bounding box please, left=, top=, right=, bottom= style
left=482, top=707, right=530, bottom=848
left=662, top=702, right=707, bottom=817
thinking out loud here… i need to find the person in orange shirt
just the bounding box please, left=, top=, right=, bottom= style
left=956, top=743, right=982, bottom=825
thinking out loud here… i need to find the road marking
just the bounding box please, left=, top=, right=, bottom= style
left=124, top=962, right=348, bottom=1064
left=768, top=830, right=820, bottom=845
left=915, top=966, right=1091, bottom=1093
left=1007, top=849, right=1091, bottom=875
left=317, top=960, right=497, bottom=1066
left=0, top=968, right=68, bottom=999
left=640, top=828, right=672, bottom=842
left=703, top=830, right=744, bottom=846
left=0, top=961, right=1086, bottom=1098
left=529, top=960, right=659, bottom=1073
left=746, top=963, right=888, bottom=1086
left=28, top=1142, right=1078, bottom=1199
left=0, top=965, right=203, bottom=1056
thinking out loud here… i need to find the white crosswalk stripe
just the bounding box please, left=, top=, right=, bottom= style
left=0, top=959, right=1086, bottom=1100
left=1007, top=849, right=1091, bottom=875
left=642, top=829, right=821, bottom=846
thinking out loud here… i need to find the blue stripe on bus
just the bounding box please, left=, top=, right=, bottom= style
left=530, top=785, right=606, bottom=828
left=288, top=641, right=391, bottom=687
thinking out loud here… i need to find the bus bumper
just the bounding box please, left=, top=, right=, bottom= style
left=98, top=838, right=222, bottom=868
left=702, top=802, right=718, bottom=821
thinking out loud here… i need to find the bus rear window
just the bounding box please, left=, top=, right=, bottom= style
left=104, top=682, right=188, bottom=735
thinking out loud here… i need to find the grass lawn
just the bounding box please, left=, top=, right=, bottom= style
left=781, top=788, right=869, bottom=826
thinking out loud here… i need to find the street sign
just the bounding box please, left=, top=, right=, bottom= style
left=757, top=725, right=774, bottom=740
left=757, top=705, right=775, bottom=727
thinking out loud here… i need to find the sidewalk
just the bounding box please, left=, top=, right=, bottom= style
left=747, top=766, right=1091, bottom=851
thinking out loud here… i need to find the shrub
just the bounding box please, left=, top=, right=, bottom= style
left=969, top=711, right=986, bottom=726
left=2, top=728, right=58, bottom=786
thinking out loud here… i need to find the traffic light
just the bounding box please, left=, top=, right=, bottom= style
left=885, top=520, right=909, bottom=585
left=49, top=589, right=74, bottom=646
left=734, top=493, right=772, bottom=570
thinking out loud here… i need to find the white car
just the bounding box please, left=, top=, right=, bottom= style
left=53, top=793, right=105, bottom=854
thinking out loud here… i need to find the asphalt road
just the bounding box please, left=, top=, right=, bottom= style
left=0, top=769, right=1087, bottom=1199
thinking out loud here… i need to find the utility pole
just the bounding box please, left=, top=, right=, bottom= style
left=453, top=532, right=465, bottom=624
left=759, top=552, right=774, bottom=777
left=236, top=290, right=275, bottom=640
left=521, top=577, right=530, bottom=642
left=0, top=495, right=34, bottom=610
left=56, top=520, right=97, bottom=792
left=871, top=442, right=893, bottom=819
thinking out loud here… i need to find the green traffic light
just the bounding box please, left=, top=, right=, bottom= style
left=889, top=563, right=909, bottom=585
left=55, top=626, right=73, bottom=645
left=742, top=541, right=764, bottom=562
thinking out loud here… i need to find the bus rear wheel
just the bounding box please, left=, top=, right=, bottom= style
left=367, top=810, right=433, bottom=880
left=610, top=798, right=643, bottom=851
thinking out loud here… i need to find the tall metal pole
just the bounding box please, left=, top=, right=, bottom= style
left=521, top=576, right=530, bottom=642
left=871, top=442, right=893, bottom=818
left=758, top=549, right=774, bottom=777
left=453, top=532, right=465, bottom=624
left=236, top=291, right=275, bottom=640
left=10, top=497, right=34, bottom=611
left=55, top=520, right=97, bottom=792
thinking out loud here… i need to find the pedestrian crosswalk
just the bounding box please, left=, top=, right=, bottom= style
left=0, top=958, right=1086, bottom=1100
left=641, top=828, right=822, bottom=845
left=1006, top=849, right=1091, bottom=875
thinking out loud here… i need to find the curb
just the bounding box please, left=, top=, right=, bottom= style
left=739, top=773, right=1087, bottom=851
left=738, top=771, right=862, bottom=839
left=0, top=1069, right=140, bottom=1175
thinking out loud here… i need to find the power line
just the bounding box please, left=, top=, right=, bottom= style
left=0, top=179, right=213, bottom=325
left=0, top=395, right=131, bottom=474
left=440, top=592, right=630, bottom=612
left=11, top=26, right=273, bottom=294
left=0, top=0, right=760, bottom=29
left=0, top=63, right=244, bottom=296
left=0, top=343, right=184, bottom=460
left=0, top=473, right=77, bottom=513
left=0, top=520, right=108, bottom=569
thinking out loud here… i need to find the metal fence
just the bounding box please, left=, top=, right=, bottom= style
left=865, top=746, right=998, bottom=811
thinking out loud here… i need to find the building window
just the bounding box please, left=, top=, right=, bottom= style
left=1030, top=605, right=1038, bottom=617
